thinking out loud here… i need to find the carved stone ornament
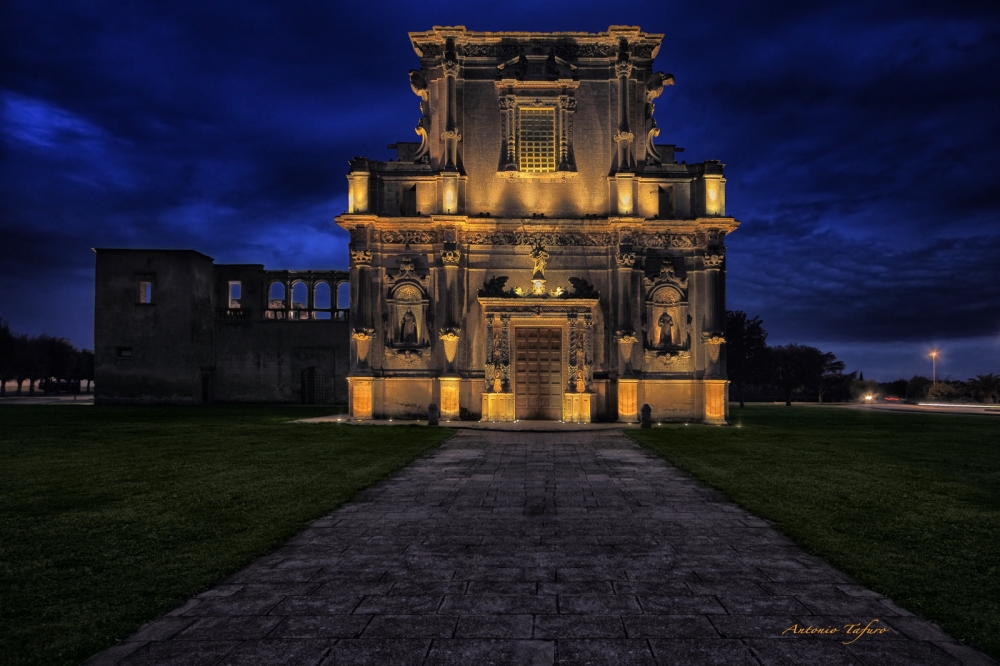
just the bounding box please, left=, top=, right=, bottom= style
left=350, top=249, right=372, bottom=266
left=615, top=330, right=639, bottom=366
left=530, top=245, right=550, bottom=280
left=615, top=252, right=636, bottom=268
left=644, top=262, right=689, bottom=294
left=352, top=327, right=375, bottom=362
left=635, top=234, right=697, bottom=249
left=645, top=125, right=661, bottom=164
left=614, top=130, right=634, bottom=144
left=702, top=333, right=726, bottom=345
left=441, top=249, right=461, bottom=265
left=644, top=348, right=691, bottom=367
left=381, top=230, right=440, bottom=244
left=465, top=231, right=614, bottom=247
left=615, top=60, right=633, bottom=79
left=439, top=327, right=461, bottom=363
left=440, top=129, right=462, bottom=142
left=385, top=347, right=424, bottom=364
left=386, top=257, right=430, bottom=291
left=704, top=253, right=724, bottom=268
left=441, top=60, right=460, bottom=77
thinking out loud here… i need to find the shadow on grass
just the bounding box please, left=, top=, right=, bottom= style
left=0, top=405, right=453, bottom=666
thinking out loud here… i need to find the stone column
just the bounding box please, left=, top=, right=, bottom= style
left=500, top=94, right=516, bottom=171
left=438, top=248, right=462, bottom=419
left=614, top=59, right=634, bottom=173
left=441, top=60, right=461, bottom=171
left=349, top=246, right=375, bottom=419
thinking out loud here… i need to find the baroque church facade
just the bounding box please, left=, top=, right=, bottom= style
left=340, top=26, right=738, bottom=423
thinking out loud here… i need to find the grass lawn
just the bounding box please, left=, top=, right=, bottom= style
left=628, top=404, right=1000, bottom=659
left=0, top=406, right=452, bottom=666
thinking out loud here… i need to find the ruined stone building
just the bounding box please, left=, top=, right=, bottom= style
left=340, top=26, right=738, bottom=423
left=94, top=250, right=350, bottom=404
left=93, top=25, right=738, bottom=420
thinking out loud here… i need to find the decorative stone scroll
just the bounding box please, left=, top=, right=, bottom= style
left=704, top=252, right=724, bottom=268
left=350, top=250, right=372, bottom=266
left=615, top=330, right=639, bottom=370
left=439, top=328, right=461, bottom=363
left=615, top=252, right=636, bottom=268
left=465, top=231, right=614, bottom=247
left=380, top=230, right=440, bottom=244
left=441, top=249, right=461, bottom=265
left=635, top=234, right=697, bottom=249
left=352, top=328, right=375, bottom=363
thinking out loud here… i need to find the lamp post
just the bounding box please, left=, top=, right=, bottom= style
left=929, top=350, right=939, bottom=384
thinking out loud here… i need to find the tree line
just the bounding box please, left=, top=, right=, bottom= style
left=725, top=311, right=999, bottom=406
left=0, top=319, right=94, bottom=397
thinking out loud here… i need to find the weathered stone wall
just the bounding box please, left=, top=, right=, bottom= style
left=95, top=250, right=350, bottom=405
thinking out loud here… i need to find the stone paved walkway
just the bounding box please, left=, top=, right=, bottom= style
left=89, top=430, right=995, bottom=666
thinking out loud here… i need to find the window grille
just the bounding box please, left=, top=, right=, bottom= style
left=518, top=108, right=557, bottom=173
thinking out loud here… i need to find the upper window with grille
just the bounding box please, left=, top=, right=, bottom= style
left=517, top=107, right=557, bottom=173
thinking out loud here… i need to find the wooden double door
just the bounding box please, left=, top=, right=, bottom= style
left=514, top=327, right=563, bottom=420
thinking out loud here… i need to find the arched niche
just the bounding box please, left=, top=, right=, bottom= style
left=387, top=282, right=429, bottom=348
left=268, top=282, right=286, bottom=308
left=646, top=285, right=689, bottom=350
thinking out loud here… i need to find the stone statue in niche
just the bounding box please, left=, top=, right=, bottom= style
left=575, top=368, right=586, bottom=393
left=492, top=369, right=503, bottom=393
left=401, top=310, right=418, bottom=344
left=658, top=312, right=673, bottom=347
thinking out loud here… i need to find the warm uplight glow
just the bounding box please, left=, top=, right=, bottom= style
left=441, top=177, right=458, bottom=214
left=532, top=279, right=545, bottom=295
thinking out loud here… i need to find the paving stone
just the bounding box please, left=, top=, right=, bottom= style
left=87, top=431, right=994, bottom=666
left=269, top=615, right=372, bottom=639
left=361, top=614, right=459, bottom=638
left=322, top=638, right=431, bottom=665
left=534, top=614, right=626, bottom=639
left=648, top=638, right=758, bottom=666
left=555, top=639, right=656, bottom=665
left=454, top=615, right=534, bottom=639
left=424, top=639, right=554, bottom=666
left=215, top=638, right=333, bottom=665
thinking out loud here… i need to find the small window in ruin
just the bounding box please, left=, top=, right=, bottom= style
left=337, top=282, right=350, bottom=310
left=138, top=281, right=153, bottom=304
left=291, top=281, right=308, bottom=310
left=117, top=347, right=133, bottom=358
left=228, top=281, right=242, bottom=308
left=658, top=185, right=674, bottom=219
left=313, top=282, right=331, bottom=309
left=401, top=185, right=417, bottom=216
left=268, top=282, right=285, bottom=309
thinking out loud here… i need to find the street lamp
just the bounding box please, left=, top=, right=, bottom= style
left=929, top=349, right=939, bottom=384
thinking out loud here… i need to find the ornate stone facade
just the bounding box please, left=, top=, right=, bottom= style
left=338, top=26, right=738, bottom=424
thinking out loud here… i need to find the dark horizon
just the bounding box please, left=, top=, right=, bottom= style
left=2, top=0, right=998, bottom=382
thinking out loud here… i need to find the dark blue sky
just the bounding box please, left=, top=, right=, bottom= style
left=2, top=0, right=998, bottom=381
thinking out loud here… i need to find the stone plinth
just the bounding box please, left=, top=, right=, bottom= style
left=617, top=379, right=639, bottom=423
left=563, top=392, right=594, bottom=424
left=438, top=376, right=461, bottom=420
left=481, top=392, right=515, bottom=422
left=348, top=376, right=373, bottom=419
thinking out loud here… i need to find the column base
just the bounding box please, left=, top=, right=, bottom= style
left=347, top=376, right=373, bottom=419
left=481, top=392, right=515, bottom=422
left=438, top=376, right=461, bottom=420
left=563, top=392, right=595, bottom=423
left=617, top=378, right=639, bottom=423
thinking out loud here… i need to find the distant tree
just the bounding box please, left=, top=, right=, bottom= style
left=724, top=310, right=770, bottom=408
left=967, top=373, right=1000, bottom=404
left=817, top=352, right=846, bottom=403
left=881, top=379, right=909, bottom=400
left=851, top=379, right=881, bottom=401
left=907, top=375, right=932, bottom=401
left=771, top=344, right=828, bottom=406
left=36, top=335, right=76, bottom=384
left=76, top=349, right=95, bottom=393
left=822, top=370, right=857, bottom=403
left=926, top=381, right=961, bottom=401
left=0, top=319, right=14, bottom=397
